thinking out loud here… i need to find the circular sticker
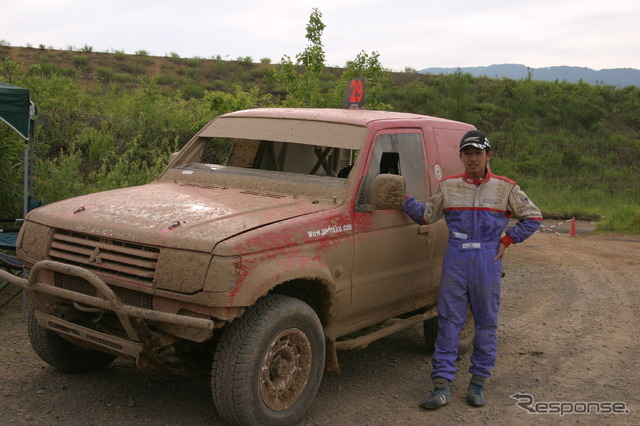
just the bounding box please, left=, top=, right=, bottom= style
left=434, top=164, right=442, bottom=180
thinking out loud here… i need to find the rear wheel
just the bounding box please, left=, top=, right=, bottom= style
left=424, top=308, right=475, bottom=354
left=211, top=295, right=325, bottom=425
left=27, top=304, right=116, bottom=373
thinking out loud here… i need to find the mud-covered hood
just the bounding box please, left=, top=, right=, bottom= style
left=27, top=182, right=333, bottom=252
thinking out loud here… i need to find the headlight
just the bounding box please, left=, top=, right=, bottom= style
left=155, top=249, right=211, bottom=293
left=18, top=222, right=50, bottom=261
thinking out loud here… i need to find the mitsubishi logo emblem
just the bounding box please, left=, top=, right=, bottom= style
left=88, top=247, right=103, bottom=264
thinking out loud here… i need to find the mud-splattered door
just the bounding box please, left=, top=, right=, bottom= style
left=349, top=130, right=436, bottom=326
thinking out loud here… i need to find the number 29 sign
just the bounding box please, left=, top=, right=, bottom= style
left=342, top=78, right=366, bottom=109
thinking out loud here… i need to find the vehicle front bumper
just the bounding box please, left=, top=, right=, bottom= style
left=0, top=260, right=215, bottom=361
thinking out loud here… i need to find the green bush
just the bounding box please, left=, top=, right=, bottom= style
left=0, top=128, right=24, bottom=217
left=96, top=67, right=115, bottom=81
left=117, top=61, right=146, bottom=75
left=181, top=84, right=205, bottom=99
left=1, top=28, right=638, bottom=232
left=29, top=63, right=76, bottom=78
left=155, top=73, right=175, bottom=85
left=168, top=52, right=181, bottom=64
left=73, top=55, right=90, bottom=68
left=184, top=58, right=200, bottom=68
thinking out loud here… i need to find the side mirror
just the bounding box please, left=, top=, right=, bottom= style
left=169, top=152, right=179, bottom=163
left=367, top=174, right=406, bottom=211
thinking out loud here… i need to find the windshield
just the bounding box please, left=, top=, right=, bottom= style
left=159, top=116, right=369, bottom=200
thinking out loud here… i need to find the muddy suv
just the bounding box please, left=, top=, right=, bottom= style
left=5, top=108, right=475, bottom=425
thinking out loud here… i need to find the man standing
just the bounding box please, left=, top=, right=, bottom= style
left=403, top=130, right=542, bottom=409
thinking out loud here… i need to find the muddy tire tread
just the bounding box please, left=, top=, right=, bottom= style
left=211, top=294, right=324, bottom=425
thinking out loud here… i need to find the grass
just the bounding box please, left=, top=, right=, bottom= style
left=0, top=46, right=638, bottom=233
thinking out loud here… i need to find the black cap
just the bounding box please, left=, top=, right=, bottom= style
left=459, top=130, right=490, bottom=152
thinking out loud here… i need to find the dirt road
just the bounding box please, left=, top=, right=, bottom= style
left=1, top=229, right=638, bottom=425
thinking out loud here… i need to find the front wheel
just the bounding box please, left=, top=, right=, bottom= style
left=211, top=295, right=325, bottom=425
left=27, top=304, right=116, bottom=373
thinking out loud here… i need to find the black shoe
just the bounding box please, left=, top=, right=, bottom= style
left=420, top=377, right=451, bottom=409
left=467, top=375, right=487, bottom=407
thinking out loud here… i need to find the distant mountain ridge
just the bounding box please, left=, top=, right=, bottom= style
left=419, top=64, right=640, bottom=87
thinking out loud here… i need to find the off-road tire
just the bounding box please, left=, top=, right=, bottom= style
left=424, top=308, right=475, bottom=354
left=27, top=304, right=116, bottom=373
left=211, top=295, right=325, bottom=425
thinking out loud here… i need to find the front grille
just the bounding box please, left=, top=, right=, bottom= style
left=54, top=272, right=154, bottom=310
left=49, top=230, right=160, bottom=285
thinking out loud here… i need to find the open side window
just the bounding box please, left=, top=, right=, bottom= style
left=356, top=132, right=427, bottom=212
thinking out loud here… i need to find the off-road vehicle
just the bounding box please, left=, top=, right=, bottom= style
left=3, top=107, right=475, bottom=425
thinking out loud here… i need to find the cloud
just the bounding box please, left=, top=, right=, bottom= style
left=2, top=0, right=639, bottom=70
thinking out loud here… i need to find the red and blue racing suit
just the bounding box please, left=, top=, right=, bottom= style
left=403, top=171, right=542, bottom=380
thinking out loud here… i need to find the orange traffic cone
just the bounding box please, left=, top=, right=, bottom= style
left=569, top=217, right=577, bottom=237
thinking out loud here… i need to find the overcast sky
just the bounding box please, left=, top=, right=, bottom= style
left=3, top=0, right=639, bottom=71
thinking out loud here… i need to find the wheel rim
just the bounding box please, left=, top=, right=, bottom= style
left=259, top=327, right=312, bottom=411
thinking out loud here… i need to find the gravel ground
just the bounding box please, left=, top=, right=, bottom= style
left=1, top=226, right=638, bottom=425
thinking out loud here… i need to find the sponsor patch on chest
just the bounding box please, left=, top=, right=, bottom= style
left=480, top=198, right=499, bottom=207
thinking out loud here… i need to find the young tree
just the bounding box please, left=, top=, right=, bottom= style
left=276, top=8, right=327, bottom=107
left=333, top=50, right=392, bottom=110
left=276, top=8, right=390, bottom=109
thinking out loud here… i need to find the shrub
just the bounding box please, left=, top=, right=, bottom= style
left=29, top=63, right=76, bottom=78
left=0, top=128, right=24, bottom=217
left=156, top=73, right=176, bottom=85
left=75, top=127, right=115, bottom=170
left=205, top=80, right=227, bottom=91
left=181, top=84, right=205, bottom=99
left=96, top=67, right=115, bottom=81
left=3, top=34, right=639, bottom=232
left=184, top=58, right=200, bottom=68
left=251, top=67, right=267, bottom=79
left=117, top=61, right=146, bottom=75
left=168, top=52, right=181, bottom=64
left=73, top=55, right=90, bottom=68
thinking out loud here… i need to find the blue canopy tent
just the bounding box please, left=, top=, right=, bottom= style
left=0, top=82, right=37, bottom=313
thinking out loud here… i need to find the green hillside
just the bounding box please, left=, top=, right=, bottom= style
left=1, top=40, right=639, bottom=232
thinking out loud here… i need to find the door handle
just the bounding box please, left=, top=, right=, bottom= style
left=417, top=225, right=431, bottom=235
